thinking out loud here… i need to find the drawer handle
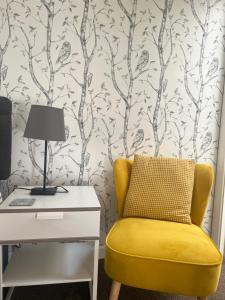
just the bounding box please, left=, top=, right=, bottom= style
left=35, top=212, right=64, bottom=220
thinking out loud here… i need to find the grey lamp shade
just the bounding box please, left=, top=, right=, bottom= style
left=24, top=105, right=66, bottom=141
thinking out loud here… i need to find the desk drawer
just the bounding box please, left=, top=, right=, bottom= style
left=0, top=211, right=100, bottom=244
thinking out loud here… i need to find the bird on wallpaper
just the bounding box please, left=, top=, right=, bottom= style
left=200, top=132, right=212, bottom=152
left=85, top=152, right=90, bottom=166
left=163, top=78, right=168, bottom=92
left=135, top=50, right=149, bottom=72
left=56, top=41, right=71, bottom=64
left=87, top=73, right=93, bottom=87
left=207, top=57, right=219, bottom=77
left=65, top=126, right=70, bottom=140
left=168, top=0, right=173, bottom=12
left=2, top=66, right=8, bottom=81
left=131, top=129, right=144, bottom=149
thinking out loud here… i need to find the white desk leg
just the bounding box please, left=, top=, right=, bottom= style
left=91, top=240, right=99, bottom=300
left=5, top=287, right=14, bottom=300
left=0, top=246, right=2, bottom=300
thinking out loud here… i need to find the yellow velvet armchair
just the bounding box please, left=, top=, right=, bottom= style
left=105, top=159, right=222, bottom=300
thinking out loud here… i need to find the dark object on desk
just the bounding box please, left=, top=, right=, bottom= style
left=24, top=105, right=66, bottom=195
left=0, top=97, right=12, bottom=180
left=9, top=198, right=35, bottom=206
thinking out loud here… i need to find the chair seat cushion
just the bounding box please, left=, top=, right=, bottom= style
left=105, top=218, right=222, bottom=297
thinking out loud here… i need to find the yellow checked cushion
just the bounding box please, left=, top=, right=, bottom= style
left=123, top=155, right=195, bottom=224
left=105, top=218, right=222, bottom=297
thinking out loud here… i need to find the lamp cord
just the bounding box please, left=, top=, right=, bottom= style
left=55, top=186, right=69, bottom=193
left=15, top=186, right=69, bottom=193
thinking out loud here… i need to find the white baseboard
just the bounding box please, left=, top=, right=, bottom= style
left=99, top=245, right=105, bottom=259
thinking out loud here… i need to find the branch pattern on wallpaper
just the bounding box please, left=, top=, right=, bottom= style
left=181, top=0, right=218, bottom=161
left=144, top=0, right=173, bottom=156
left=0, top=0, right=225, bottom=241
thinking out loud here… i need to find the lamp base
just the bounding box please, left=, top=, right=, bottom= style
left=30, top=187, right=57, bottom=196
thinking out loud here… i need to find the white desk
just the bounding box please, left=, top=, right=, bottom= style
left=0, top=186, right=101, bottom=300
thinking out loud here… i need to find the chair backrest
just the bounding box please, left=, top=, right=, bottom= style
left=114, top=158, right=214, bottom=227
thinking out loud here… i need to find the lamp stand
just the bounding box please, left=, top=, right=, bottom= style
left=30, top=140, right=57, bottom=195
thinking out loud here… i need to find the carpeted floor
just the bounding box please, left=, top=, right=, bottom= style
left=10, top=260, right=224, bottom=300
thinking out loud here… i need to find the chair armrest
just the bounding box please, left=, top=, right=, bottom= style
left=191, top=164, right=214, bottom=226
left=114, top=159, right=133, bottom=217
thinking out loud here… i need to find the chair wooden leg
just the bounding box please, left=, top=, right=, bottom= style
left=197, top=297, right=207, bottom=300
left=109, top=281, right=121, bottom=300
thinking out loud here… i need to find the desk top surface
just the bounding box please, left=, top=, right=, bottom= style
left=0, top=186, right=101, bottom=213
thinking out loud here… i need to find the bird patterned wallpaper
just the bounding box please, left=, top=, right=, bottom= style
left=0, top=0, right=225, bottom=242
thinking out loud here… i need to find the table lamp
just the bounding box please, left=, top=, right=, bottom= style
left=24, top=105, right=65, bottom=195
